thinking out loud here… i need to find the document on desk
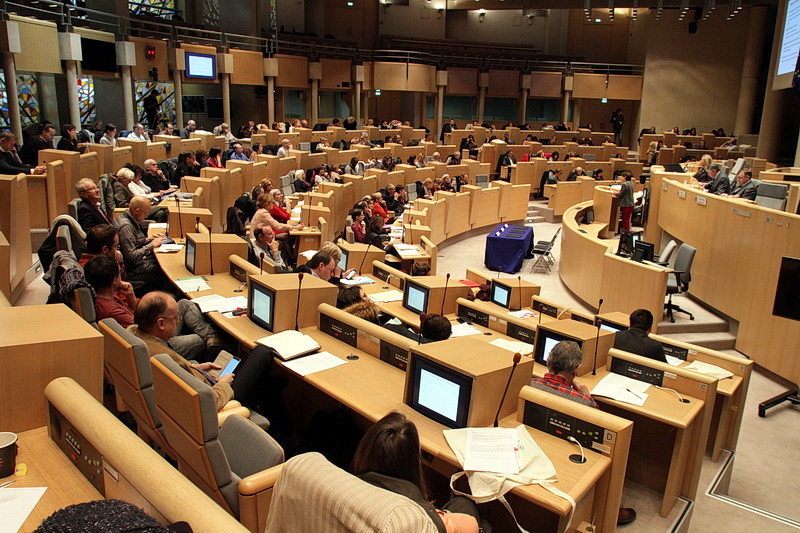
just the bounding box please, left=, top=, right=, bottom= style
left=665, top=355, right=685, bottom=367
left=339, top=276, right=375, bottom=287
left=463, top=427, right=520, bottom=475
left=591, top=373, right=650, bottom=406
left=0, top=486, right=47, bottom=533
left=193, top=295, right=248, bottom=314
left=369, top=289, right=404, bottom=303
left=155, top=243, right=184, bottom=253
left=174, top=276, right=211, bottom=293
left=684, top=360, right=734, bottom=379
left=299, top=249, right=318, bottom=260
left=489, top=338, right=534, bottom=356
left=394, top=244, right=421, bottom=257
left=281, top=350, right=346, bottom=376
left=149, top=223, right=168, bottom=232
left=507, top=309, right=538, bottom=320
left=257, top=330, right=321, bottom=361
left=450, top=323, right=483, bottom=337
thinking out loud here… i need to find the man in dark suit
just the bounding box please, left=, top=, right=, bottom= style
left=723, top=170, right=757, bottom=201
left=75, top=178, right=112, bottom=232
left=294, top=251, right=336, bottom=283
left=19, top=123, right=55, bottom=166
left=704, top=164, right=730, bottom=196
left=439, top=118, right=456, bottom=144
left=0, top=131, right=46, bottom=175
left=613, top=309, right=666, bottom=363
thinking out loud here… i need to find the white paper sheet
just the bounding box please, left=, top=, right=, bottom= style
left=591, top=373, right=650, bottom=406
left=463, top=427, right=520, bottom=474
left=489, top=338, right=534, bottom=356
left=450, top=323, right=483, bottom=338
left=507, top=309, right=538, bottom=320
left=148, top=223, right=168, bottom=231
left=155, top=243, right=184, bottom=253
left=369, top=290, right=404, bottom=303
left=684, top=360, right=734, bottom=379
left=665, top=355, right=685, bottom=367
left=339, top=276, right=375, bottom=286
left=299, top=249, right=318, bottom=259
left=174, top=276, right=211, bottom=292
left=281, top=351, right=347, bottom=376
left=0, top=486, right=47, bottom=533
left=193, top=295, right=248, bottom=314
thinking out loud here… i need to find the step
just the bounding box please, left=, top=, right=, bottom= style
left=658, top=331, right=737, bottom=351
left=656, top=316, right=730, bottom=334
left=525, top=216, right=545, bottom=224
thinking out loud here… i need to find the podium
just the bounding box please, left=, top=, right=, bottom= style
left=593, top=185, right=619, bottom=239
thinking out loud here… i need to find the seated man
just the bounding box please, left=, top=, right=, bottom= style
left=142, top=159, right=177, bottom=192
left=294, top=251, right=336, bottom=283
left=0, top=131, right=46, bottom=175
left=722, top=170, right=757, bottom=201
left=228, top=141, right=250, bottom=161
left=180, top=119, right=196, bottom=139
left=530, top=340, right=636, bottom=526
left=276, top=139, right=293, bottom=158
left=251, top=225, right=287, bottom=273
left=112, top=195, right=168, bottom=293
left=174, top=151, right=201, bottom=184
left=704, top=164, right=729, bottom=195
left=129, top=291, right=274, bottom=410
left=75, top=178, right=113, bottom=232
left=381, top=183, right=405, bottom=216
left=20, top=122, right=55, bottom=166
left=127, top=123, right=150, bottom=142
left=613, top=309, right=667, bottom=363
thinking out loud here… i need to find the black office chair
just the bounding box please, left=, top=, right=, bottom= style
left=664, top=243, right=696, bottom=322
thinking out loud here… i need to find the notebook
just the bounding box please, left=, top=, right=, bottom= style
left=257, top=330, right=321, bottom=361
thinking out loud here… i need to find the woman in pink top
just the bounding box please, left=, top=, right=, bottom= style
left=251, top=192, right=303, bottom=235
left=206, top=146, right=223, bottom=168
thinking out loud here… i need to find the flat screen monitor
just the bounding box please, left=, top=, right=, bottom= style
left=533, top=328, right=583, bottom=366
left=616, top=230, right=642, bottom=256
left=406, top=355, right=473, bottom=428
left=772, top=257, right=800, bottom=321
left=185, top=52, right=217, bottom=80
left=599, top=319, right=627, bottom=333
left=403, top=280, right=430, bottom=315
left=248, top=278, right=275, bottom=332
left=337, top=248, right=349, bottom=272
left=490, top=280, right=512, bottom=309
left=185, top=235, right=197, bottom=274
left=633, top=241, right=655, bottom=262
left=80, top=38, right=117, bottom=74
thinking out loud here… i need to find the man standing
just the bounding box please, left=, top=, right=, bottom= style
left=611, top=108, right=624, bottom=146
left=180, top=119, right=196, bottom=139
left=143, top=90, right=160, bottom=128
left=20, top=123, right=55, bottom=166
left=0, top=131, right=45, bottom=174
left=613, top=309, right=667, bottom=363
left=75, top=178, right=112, bottom=232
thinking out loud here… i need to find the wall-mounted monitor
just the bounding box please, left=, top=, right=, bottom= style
left=185, top=51, right=217, bottom=80
left=80, top=38, right=117, bottom=74
left=248, top=279, right=275, bottom=332
left=533, top=328, right=583, bottom=366
left=185, top=235, right=197, bottom=274
left=403, top=279, right=430, bottom=315
left=490, top=280, right=512, bottom=308
left=405, top=355, right=473, bottom=428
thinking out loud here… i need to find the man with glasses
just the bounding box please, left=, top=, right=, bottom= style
left=75, top=178, right=112, bottom=232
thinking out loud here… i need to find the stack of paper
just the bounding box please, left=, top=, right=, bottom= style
left=685, top=360, right=734, bottom=379
left=0, top=487, right=47, bottom=532
left=369, top=290, right=404, bottom=303
left=665, top=355, right=685, bottom=367
left=257, top=330, right=320, bottom=360
left=155, top=243, right=184, bottom=253
left=175, top=276, right=211, bottom=292
left=450, top=323, right=483, bottom=337
left=463, top=427, right=520, bottom=474
left=489, top=338, right=534, bottom=356
left=591, top=373, right=651, bottom=406
left=193, top=294, right=248, bottom=314
left=340, top=276, right=375, bottom=286
left=508, top=309, right=538, bottom=320
left=282, top=351, right=347, bottom=376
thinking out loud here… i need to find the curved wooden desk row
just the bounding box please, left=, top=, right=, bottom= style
left=645, top=171, right=800, bottom=385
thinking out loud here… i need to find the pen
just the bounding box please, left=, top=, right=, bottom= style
left=625, top=388, right=643, bottom=400
left=0, top=480, right=16, bottom=488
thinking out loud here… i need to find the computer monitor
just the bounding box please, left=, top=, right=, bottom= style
left=490, top=280, right=512, bottom=309
left=337, top=248, right=349, bottom=272
left=633, top=240, right=655, bottom=262
left=403, top=280, right=430, bottom=315
left=616, top=230, right=642, bottom=256
left=406, top=354, right=473, bottom=428
left=184, top=235, right=197, bottom=274
left=599, top=319, right=627, bottom=333
left=248, top=278, right=276, bottom=332
left=533, top=328, right=583, bottom=366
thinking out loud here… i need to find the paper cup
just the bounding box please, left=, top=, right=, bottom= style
left=0, top=432, right=18, bottom=478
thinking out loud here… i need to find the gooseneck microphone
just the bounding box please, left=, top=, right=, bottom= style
left=440, top=273, right=450, bottom=315
left=294, top=272, right=304, bottom=331
left=259, top=252, right=265, bottom=275
left=592, top=298, right=604, bottom=375
left=517, top=275, right=523, bottom=311
left=493, top=352, right=522, bottom=427
left=174, top=196, right=184, bottom=239
left=357, top=242, right=372, bottom=275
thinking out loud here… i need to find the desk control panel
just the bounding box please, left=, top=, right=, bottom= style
left=507, top=322, right=536, bottom=345
left=523, top=401, right=614, bottom=455
left=229, top=263, right=248, bottom=283
left=48, top=403, right=106, bottom=495
left=380, top=340, right=409, bottom=371
left=610, top=358, right=664, bottom=386
left=533, top=301, right=559, bottom=318
left=319, top=314, right=358, bottom=348
left=457, top=304, right=489, bottom=328
left=661, top=342, right=689, bottom=361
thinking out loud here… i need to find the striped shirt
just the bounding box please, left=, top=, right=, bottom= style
left=530, top=373, right=598, bottom=409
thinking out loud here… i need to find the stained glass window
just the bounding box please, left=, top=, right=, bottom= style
left=129, top=0, right=175, bottom=18
left=0, top=73, right=41, bottom=128
left=135, top=81, right=176, bottom=127
left=77, top=76, right=96, bottom=125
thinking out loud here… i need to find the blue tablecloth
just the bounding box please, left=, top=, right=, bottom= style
left=484, top=224, right=534, bottom=273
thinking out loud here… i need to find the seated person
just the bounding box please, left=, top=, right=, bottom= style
left=613, top=309, right=667, bottom=363
left=0, top=130, right=45, bottom=175
left=319, top=241, right=355, bottom=280
left=353, top=412, right=482, bottom=533
left=251, top=225, right=287, bottom=273
left=127, top=123, right=150, bottom=142
left=142, top=159, right=177, bottom=192
left=56, top=123, right=82, bottom=152
left=530, top=340, right=636, bottom=525
left=722, top=170, right=757, bottom=201
left=276, top=139, right=293, bottom=158
left=114, top=167, right=168, bottom=223
left=75, top=178, right=112, bottom=232
left=384, top=313, right=452, bottom=343
left=228, top=141, right=250, bottom=161
left=97, top=123, right=117, bottom=147
left=411, top=262, right=431, bottom=276
left=566, top=167, right=586, bottom=182
left=365, top=215, right=390, bottom=249
left=173, top=151, right=202, bottom=185
left=129, top=291, right=273, bottom=410
left=83, top=254, right=138, bottom=327
left=371, top=192, right=389, bottom=222
left=337, top=286, right=371, bottom=309
left=704, top=164, right=729, bottom=195
left=112, top=196, right=168, bottom=293
left=20, top=122, right=55, bottom=165
left=350, top=209, right=366, bottom=244
left=294, top=251, right=337, bottom=283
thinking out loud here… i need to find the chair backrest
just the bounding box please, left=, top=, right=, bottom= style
left=193, top=186, right=205, bottom=208
left=68, top=198, right=80, bottom=220
left=659, top=239, right=678, bottom=264
left=72, top=287, right=97, bottom=328
left=99, top=319, right=171, bottom=454
left=476, top=174, right=489, bottom=188
left=345, top=225, right=355, bottom=243
left=55, top=225, right=74, bottom=256
left=673, top=243, right=696, bottom=287
left=265, top=452, right=439, bottom=533
left=755, top=182, right=788, bottom=210
left=98, top=174, right=115, bottom=217
left=150, top=353, right=283, bottom=517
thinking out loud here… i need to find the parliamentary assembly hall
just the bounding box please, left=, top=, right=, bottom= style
left=0, top=0, right=798, bottom=531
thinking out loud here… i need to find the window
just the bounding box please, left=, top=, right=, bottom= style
left=425, top=95, right=476, bottom=121
left=484, top=97, right=517, bottom=122
left=318, top=92, right=350, bottom=119
left=284, top=90, right=306, bottom=119
left=0, top=73, right=41, bottom=128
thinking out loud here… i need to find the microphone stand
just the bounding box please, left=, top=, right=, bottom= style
left=592, top=298, right=604, bottom=375
left=294, top=273, right=304, bottom=331
left=493, top=353, right=522, bottom=427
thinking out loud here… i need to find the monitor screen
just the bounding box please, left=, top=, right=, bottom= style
left=337, top=249, right=348, bottom=272
left=248, top=279, right=275, bottom=332
left=533, top=328, right=583, bottom=366
left=599, top=320, right=627, bottom=333
left=185, top=52, right=217, bottom=80
left=185, top=236, right=196, bottom=274
left=617, top=230, right=641, bottom=256
left=406, top=355, right=472, bottom=428
left=403, top=280, right=429, bottom=315
left=773, top=257, right=800, bottom=321
left=80, top=38, right=117, bottom=74
left=490, top=281, right=512, bottom=308
left=633, top=241, right=655, bottom=262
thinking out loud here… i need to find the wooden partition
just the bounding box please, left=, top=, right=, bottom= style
left=464, top=185, right=501, bottom=229
left=117, top=138, right=148, bottom=166
left=39, top=150, right=83, bottom=215
left=496, top=181, right=531, bottom=222
left=225, top=160, right=257, bottom=191
left=200, top=167, right=243, bottom=231
left=0, top=174, right=32, bottom=300
left=179, top=175, right=221, bottom=232
left=145, top=141, right=168, bottom=162
left=111, top=146, right=134, bottom=172
left=253, top=154, right=282, bottom=181
left=413, top=198, right=447, bottom=244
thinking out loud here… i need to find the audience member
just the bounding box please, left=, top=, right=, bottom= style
left=127, top=123, right=150, bottom=141
left=613, top=309, right=666, bottom=363
left=704, top=164, right=729, bottom=195
left=112, top=196, right=168, bottom=292
left=251, top=225, right=287, bottom=273
left=0, top=131, right=45, bottom=174
left=97, top=123, right=117, bottom=147
left=180, top=119, right=196, bottom=139
left=142, top=159, right=177, bottom=192
left=20, top=123, right=56, bottom=165
left=56, top=124, right=82, bottom=152
left=84, top=254, right=138, bottom=327
left=75, top=178, right=112, bottom=232
left=723, top=170, right=757, bottom=200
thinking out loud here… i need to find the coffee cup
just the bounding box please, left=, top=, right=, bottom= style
left=0, top=432, right=18, bottom=478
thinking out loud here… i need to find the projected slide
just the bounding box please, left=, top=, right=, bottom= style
left=778, top=0, right=800, bottom=76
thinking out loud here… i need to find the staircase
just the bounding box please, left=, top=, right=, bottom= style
left=525, top=199, right=554, bottom=225
left=657, top=295, right=737, bottom=351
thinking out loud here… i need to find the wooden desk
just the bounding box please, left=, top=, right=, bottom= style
left=3, top=427, right=102, bottom=531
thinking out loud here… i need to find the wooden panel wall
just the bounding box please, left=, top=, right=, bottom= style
left=320, top=58, right=352, bottom=90
left=275, top=54, right=309, bottom=88
left=231, top=49, right=265, bottom=86
left=530, top=72, right=563, bottom=98
left=10, top=15, right=61, bottom=74
left=488, top=69, right=519, bottom=97
left=372, top=62, right=434, bottom=92
left=130, top=37, right=169, bottom=80
left=446, top=68, right=478, bottom=95
left=572, top=73, right=643, bottom=100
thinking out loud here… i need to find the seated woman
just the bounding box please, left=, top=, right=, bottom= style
left=350, top=209, right=366, bottom=244
left=206, top=146, right=223, bottom=168
left=269, top=191, right=292, bottom=225
left=353, top=412, right=481, bottom=533
left=57, top=123, right=82, bottom=152
left=293, top=169, right=313, bottom=193
left=115, top=167, right=168, bottom=223
left=371, top=192, right=390, bottom=223
left=365, top=215, right=390, bottom=249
